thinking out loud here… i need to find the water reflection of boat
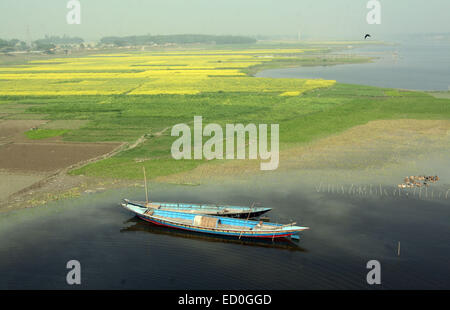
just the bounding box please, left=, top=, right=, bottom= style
left=121, top=217, right=307, bottom=252
left=123, top=199, right=272, bottom=218
left=121, top=202, right=309, bottom=239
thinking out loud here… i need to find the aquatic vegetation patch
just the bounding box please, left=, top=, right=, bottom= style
left=25, top=129, right=69, bottom=140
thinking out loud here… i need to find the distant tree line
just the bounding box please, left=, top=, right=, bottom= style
left=0, top=35, right=87, bottom=53
left=0, top=34, right=258, bottom=54
left=33, top=35, right=84, bottom=50
left=0, top=38, right=27, bottom=52
left=34, top=35, right=84, bottom=45
left=100, top=34, right=257, bottom=46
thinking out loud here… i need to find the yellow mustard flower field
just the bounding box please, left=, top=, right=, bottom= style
left=0, top=49, right=335, bottom=96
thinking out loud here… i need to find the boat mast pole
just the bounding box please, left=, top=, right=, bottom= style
left=240, top=203, right=255, bottom=240
left=143, top=166, right=149, bottom=207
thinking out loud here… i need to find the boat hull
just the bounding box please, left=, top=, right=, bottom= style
left=125, top=199, right=271, bottom=218
left=138, top=215, right=300, bottom=238
left=121, top=217, right=306, bottom=251
left=121, top=202, right=308, bottom=239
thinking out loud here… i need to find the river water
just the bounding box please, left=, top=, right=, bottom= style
left=256, top=39, right=450, bottom=91
left=0, top=171, right=449, bottom=289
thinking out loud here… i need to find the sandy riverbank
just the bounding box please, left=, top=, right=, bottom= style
left=155, top=119, right=450, bottom=184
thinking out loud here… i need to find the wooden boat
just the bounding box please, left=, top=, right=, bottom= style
left=121, top=217, right=307, bottom=251
left=123, top=199, right=272, bottom=218
left=121, top=202, right=309, bottom=239
left=123, top=167, right=271, bottom=218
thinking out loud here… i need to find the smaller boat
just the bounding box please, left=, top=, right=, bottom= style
left=123, top=199, right=272, bottom=218
left=122, top=202, right=309, bottom=239
left=123, top=167, right=271, bottom=218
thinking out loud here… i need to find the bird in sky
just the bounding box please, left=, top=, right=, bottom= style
left=364, top=34, right=371, bottom=40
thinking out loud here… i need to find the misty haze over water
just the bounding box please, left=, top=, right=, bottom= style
left=257, top=38, right=450, bottom=91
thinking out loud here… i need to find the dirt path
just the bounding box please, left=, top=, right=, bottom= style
left=127, top=126, right=171, bottom=150
left=0, top=125, right=171, bottom=211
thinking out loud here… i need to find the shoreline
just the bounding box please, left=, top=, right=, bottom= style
left=1, top=43, right=449, bottom=213
left=2, top=118, right=449, bottom=214
left=255, top=41, right=450, bottom=92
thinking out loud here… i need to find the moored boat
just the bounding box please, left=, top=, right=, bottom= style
left=121, top=202, right=308, bottom=239
left=126, top=167, right=271, bottom=218
left=123, top=199, right=272, bottom=218
left=121, top=217, right=307, bottom=251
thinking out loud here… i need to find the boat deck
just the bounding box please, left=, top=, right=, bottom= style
left=151, top=215, right=280, bottom=231
left=161, top=208, right=242, bottom=214
left=129, top=200, right=266, bottom=215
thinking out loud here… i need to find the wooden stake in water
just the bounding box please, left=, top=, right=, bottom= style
left=397, top=241, right=401, bottom=256
left=143, top=166, right=149, bottom=207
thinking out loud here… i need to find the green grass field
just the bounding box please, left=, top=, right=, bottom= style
left=0, top=45, right=449, bottom=180
left=1, top=83, right=449, bottom=179
left=24, top=128, right=69, bottom=140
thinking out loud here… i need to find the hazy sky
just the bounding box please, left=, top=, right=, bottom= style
left=1, top=0, right=449, bottom=41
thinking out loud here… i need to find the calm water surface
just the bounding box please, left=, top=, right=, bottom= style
left=257, top=40, right=450, bottom=91
left=0, top=174, right=448, bottom=289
